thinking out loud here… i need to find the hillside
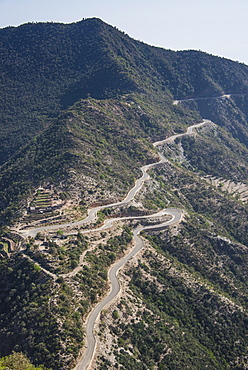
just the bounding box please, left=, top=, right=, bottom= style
left=1, top=119, right=247, bottom=370
left=94, top=123, right=248, bottom=370
left=0, top=17, right=171, bottom=165
left=1, top=18, right=248, bottom=166
left=0, top=17, right=248, bottom=370
left=1, top=18, right=248, bottom=223
left=0, top=94, right=199, bottom=225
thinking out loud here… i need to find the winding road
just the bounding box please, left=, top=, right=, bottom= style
left=71, top=119, right=208, bottom=370
left=14, top=119, right=209, bottom=370
left=18, top=120, right=208, bottom=240
left=75, top=208, right=182, bottom=370
left=173, top=93, right=248, bottom=106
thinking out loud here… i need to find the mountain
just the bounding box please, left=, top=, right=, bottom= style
left=1, top=18, right=248, bottom=165
left=1, top=18, right=248, bottom=223
left=0, top=18, right=248, bottom=370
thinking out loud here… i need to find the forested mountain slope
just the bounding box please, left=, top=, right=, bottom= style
left=0, top=17, right=248, bottom=370
left=1, top=17, right=248, bottom=165
left=1, top=18, right=248, bottom=222
left=0, top=94, right=199, bottom=225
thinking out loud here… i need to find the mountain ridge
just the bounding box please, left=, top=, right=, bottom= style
left=1, top=17, right=248, bottom=165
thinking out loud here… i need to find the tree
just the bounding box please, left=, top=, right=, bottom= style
left=0, top=352, right=49, bottom=370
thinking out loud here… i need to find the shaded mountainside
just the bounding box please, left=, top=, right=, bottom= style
left=0, top=17, right=172, bottom=165
left=1, top=17, right=248, bottom=165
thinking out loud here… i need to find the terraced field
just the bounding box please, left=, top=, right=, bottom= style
left=204, top=176, right=248, bottom=202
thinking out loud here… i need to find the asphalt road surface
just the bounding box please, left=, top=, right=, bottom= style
left=14, top=119, right=208, bottom=370
left=74, top=208, right=182, bottom=370
left=73, top=121, right=207, bottom=370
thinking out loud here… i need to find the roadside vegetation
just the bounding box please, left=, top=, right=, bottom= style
left=0, top=352, right=49, bottom=370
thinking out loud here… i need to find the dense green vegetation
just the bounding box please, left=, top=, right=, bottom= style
left=0, top=352, right=49, bottom=369
left=126, top=250, right=247, bottom=369
left=0, top=250, right=108, bottom=369
left=0, top=256, right=63, bottom=368
left=0, top=97, right=148, bottom=223
left=0, top=18, right=181, bottom=165
left=1, top=17, right=248, bottom=166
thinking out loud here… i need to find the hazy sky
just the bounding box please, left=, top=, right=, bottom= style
left=1, top=0, right=248, bottom=65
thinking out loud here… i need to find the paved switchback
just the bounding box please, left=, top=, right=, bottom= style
left=13, top=119, right=209, bottom=370
left=73, top=120, right=208, bottom=370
